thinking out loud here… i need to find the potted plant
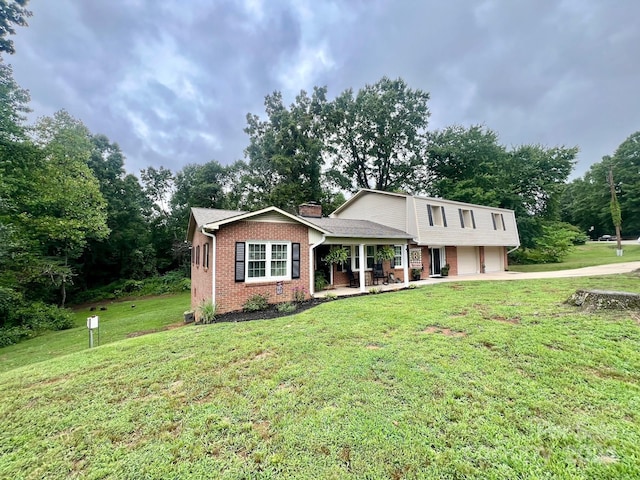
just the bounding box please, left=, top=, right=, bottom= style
left=411, top=268, right=422, bottom=281
left=375, top=245, right=395, bottom=264
left=440, top=264, right=450, bottom=276
left=322, top=246, right=349, bottom=286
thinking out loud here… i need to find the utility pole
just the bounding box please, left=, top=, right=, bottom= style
left=608, top=167, right=623, bottom=256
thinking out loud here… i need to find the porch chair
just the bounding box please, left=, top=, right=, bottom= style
left=346, top=266, right=359, bottom=288
left=373, top=263, right=386, bottom=285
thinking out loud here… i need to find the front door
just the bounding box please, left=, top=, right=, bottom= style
left=429, top=247, right=444, bottom=276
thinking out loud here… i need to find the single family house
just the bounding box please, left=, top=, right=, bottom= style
left=187, top=189, right=520, bottom=316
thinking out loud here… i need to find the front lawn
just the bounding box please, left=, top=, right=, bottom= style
left=0, top=277, right=639, bottom=478
left=508, top=242, right=640, bottom=272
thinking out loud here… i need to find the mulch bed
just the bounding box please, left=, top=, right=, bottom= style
left=211, top=297, right=334, bottom=323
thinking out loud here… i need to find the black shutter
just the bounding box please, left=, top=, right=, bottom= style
left=442, top=207, right=447, bottom=227
left=292, top=243, right=300, bottom=279
left=492, top=213, right=497, bottom=230
left=235, top=242, right=245, bottom=282
left=427, top=205, right=433, bottom=226
left=471, top=210, right=476, bottom=229
left=458, top=208, right=464, bottom=227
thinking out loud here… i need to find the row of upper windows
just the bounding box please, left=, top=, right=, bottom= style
left=427, top=204, right=506, bottom=231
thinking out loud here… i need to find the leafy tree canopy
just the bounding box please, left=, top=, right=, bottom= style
left=326, top=77, right=430, bottom=193
left=0, top=0, right=31, bottom=56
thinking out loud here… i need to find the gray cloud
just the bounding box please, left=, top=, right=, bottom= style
left=8, top=0, right=640, bottom=177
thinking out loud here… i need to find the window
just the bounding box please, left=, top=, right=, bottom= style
left=245, top=242, right=290, bottom=281
left=458, top=208, right=476, bottom=229
left=393, top=245, right=404, bottom=268
left=366, top=245, right=376, bottom=269
left=195, top=245, right=200, bottom=265
left=492, top=213, right=505, bottom=231
left=203, top=242, right=210, bottom=269
left=427, top=204, right=447, bottom=227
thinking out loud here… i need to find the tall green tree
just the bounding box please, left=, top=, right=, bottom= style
left=325, top=77, right=430, bottom=193
left=81, top=134, right=155, bottom=286
left=0, top=0, right=31, bottom=56
left=243, top=87, right=327, bottom=212
left=425, top=125, right=507, bottom=205
left=22, top=110, right=109, bottom=305
left=563, top=131, right=640, bottom=237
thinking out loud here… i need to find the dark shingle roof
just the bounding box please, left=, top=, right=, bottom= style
left=301, top=217, right=412, bottom=239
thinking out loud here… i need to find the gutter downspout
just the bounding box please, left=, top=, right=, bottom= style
left=309, top=235, right=326, bottom=296
left=507, top=246, right=519, bottom=255
left=202, top=229, right=216, bottom=307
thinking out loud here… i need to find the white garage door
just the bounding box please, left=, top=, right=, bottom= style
left=457, top=247, right=478, bottom=275
left=484, top=247, right=503, bottom=272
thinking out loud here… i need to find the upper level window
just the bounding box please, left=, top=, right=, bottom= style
left=458, top=208, right=476, bottom=229
left=247, top=242, right=289, bottom=281
left=195, top=245, right=201, bottom=265
left=492, top=213, right=506, bottom=231
left=427, top=204, right=447, bottom=227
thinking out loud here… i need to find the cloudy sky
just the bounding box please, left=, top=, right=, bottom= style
left=7, top=0, right=640, bottom=178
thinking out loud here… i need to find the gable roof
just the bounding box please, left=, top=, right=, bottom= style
left=187, top=207, right=246, bottom=240
left=331, top=189, right=408, bottom=216
left=302, top=217, right=412, bottom=239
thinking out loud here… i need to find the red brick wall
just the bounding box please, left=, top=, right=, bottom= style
left=445, top=246, right=458, bottom=276
left=191, top=230, right=213, bottom=314
left=212, top=221, right=311, bottom=314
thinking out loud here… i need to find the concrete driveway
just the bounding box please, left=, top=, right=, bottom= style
left=439, top=261, right=640, bottom=282
left=316, top=261, right=640, bottom=298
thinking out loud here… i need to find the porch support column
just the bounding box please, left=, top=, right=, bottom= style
left=359, top=243, right=366, bottom=293
left=403, top=242, right=409, bottom=288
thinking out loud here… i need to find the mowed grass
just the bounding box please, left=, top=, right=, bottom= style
left=509, top=242, right=640, bottom=272
left=1, top=277, right=640, bottom=479
left=0, top=292, right=190, bottom=373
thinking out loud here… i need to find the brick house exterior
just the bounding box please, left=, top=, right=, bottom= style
left=187, top=190, right=520, bottom=316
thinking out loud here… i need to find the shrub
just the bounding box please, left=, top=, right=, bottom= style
left=197, top=301, right=217, bottom=324
left=243, top=294, right=270, bottom=312
left=292, top=286, right=307, bottom=303
left=324, top=292, right=338, bottom=300
left=276, top=302, right=297, bottom=313
left=0, top=325, right=31, bottom=347
left=369, top=287, right=382, bottom=294
left=314, top=271, right=328, bottom=292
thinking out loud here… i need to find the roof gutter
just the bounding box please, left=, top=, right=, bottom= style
left=201, top=228, right=216, bottom=306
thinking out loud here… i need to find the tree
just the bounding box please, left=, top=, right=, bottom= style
left=22, top=110, right=109, bottom=305
left=81, top=134, right=155, bottom=286
left=424, top=125, right=507, bottom=205
left=325, top=77, right=430, bottom=192
left=0, top=0, right=31, bottom=56
left=243, top=87, right=327, bottom=212
left=562, top=131, right=640, bottom=238
left=140, top=165, right=174, bottom=217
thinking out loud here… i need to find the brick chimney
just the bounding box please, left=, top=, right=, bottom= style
left=298, top=202, right=322, bottom=218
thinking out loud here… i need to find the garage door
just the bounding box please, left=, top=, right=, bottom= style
left=457, top=246, right=478, bottom=275
left=484, top=247, right=503, bottom=272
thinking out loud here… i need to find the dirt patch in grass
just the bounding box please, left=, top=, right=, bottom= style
left=421, top=326, right=467, bottom=337
left=366, top=344, right=382, bottom=350
left=489, top=315, right=521, bottom=324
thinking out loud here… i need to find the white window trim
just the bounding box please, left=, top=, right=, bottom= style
left=245, top=241, right=291, bottom=283
left=393, top=245, right=404, bottom=269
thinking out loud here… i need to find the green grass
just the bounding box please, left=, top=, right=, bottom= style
left=509, top=242, right=640, bottom=272
left=0, top=292, right=189, bottom=374
left=1, top=277, right=640, bottom=478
